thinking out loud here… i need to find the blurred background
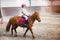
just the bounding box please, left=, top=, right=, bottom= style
left=0, top=0, right=60, bottom=23
left=0, top=0, right=60, bottom=40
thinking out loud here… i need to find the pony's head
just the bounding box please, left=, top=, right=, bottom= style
left=33, top=11, right=41, bottom=22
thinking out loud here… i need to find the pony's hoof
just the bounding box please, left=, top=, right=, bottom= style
left=14, top=35, right=17, bottom=37
left=33, top=36, right=35, bottom=39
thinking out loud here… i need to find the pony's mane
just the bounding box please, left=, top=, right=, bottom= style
left=31, top=11, right=39, bottom=17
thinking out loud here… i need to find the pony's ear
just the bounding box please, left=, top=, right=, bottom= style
left=34, top=11, right=39, bottom=14
left=35, top=11, right=39, bottom=13
left=34, top=11, right=37, bottom=14
left=35, top=11, right=37, bottom=13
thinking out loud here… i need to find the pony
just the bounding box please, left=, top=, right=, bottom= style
left=6, top=11, right=41, bottom=39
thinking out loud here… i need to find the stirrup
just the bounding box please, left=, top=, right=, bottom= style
left=21, top=24, right=27, bottom=27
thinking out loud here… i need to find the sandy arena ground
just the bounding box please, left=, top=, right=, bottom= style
left=0, top=21, right=60, bottom=40
left=0, top=11, right=60, bottom=40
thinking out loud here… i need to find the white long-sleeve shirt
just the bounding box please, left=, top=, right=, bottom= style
left=20, top=8, right=31, bottom=20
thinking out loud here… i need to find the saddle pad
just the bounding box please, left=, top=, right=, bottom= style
left=19, top=17, right=25, bottom=24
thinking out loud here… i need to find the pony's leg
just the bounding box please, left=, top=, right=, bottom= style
left=14, top=26, right=18, bottom=37
left=23, top=28, right=29, bottom=37
left=29, top=28, right=35, bottom=39
left=14, top=29, right=17, bottom=37
left=11, top=27, right=13, bottom=35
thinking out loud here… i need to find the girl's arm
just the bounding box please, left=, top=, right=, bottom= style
left=22, top=12, right=28, bottom=17
left=22, top=8, right=29, bottom=17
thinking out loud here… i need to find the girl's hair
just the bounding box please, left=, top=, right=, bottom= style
left=21, top=4, right=26, bottom=8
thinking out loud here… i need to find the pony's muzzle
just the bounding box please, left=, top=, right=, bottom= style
left=38, top=19, right=41, bottom=22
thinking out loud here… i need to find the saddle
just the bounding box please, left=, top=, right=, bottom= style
left=19, top=16, right=29, bottom=27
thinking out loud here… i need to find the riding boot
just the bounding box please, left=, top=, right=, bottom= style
left=25, top=20, right=28, bottom=25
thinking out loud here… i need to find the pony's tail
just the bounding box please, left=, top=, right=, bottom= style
left=6, top=19, right=11, bottom=32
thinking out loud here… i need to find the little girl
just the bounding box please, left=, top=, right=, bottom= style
left=20, top=4, right=31, bottom=26
left=21, top=4, right=30, bottom=20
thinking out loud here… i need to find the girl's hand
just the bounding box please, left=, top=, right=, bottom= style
left=27, top=15, right=30, bottom=17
